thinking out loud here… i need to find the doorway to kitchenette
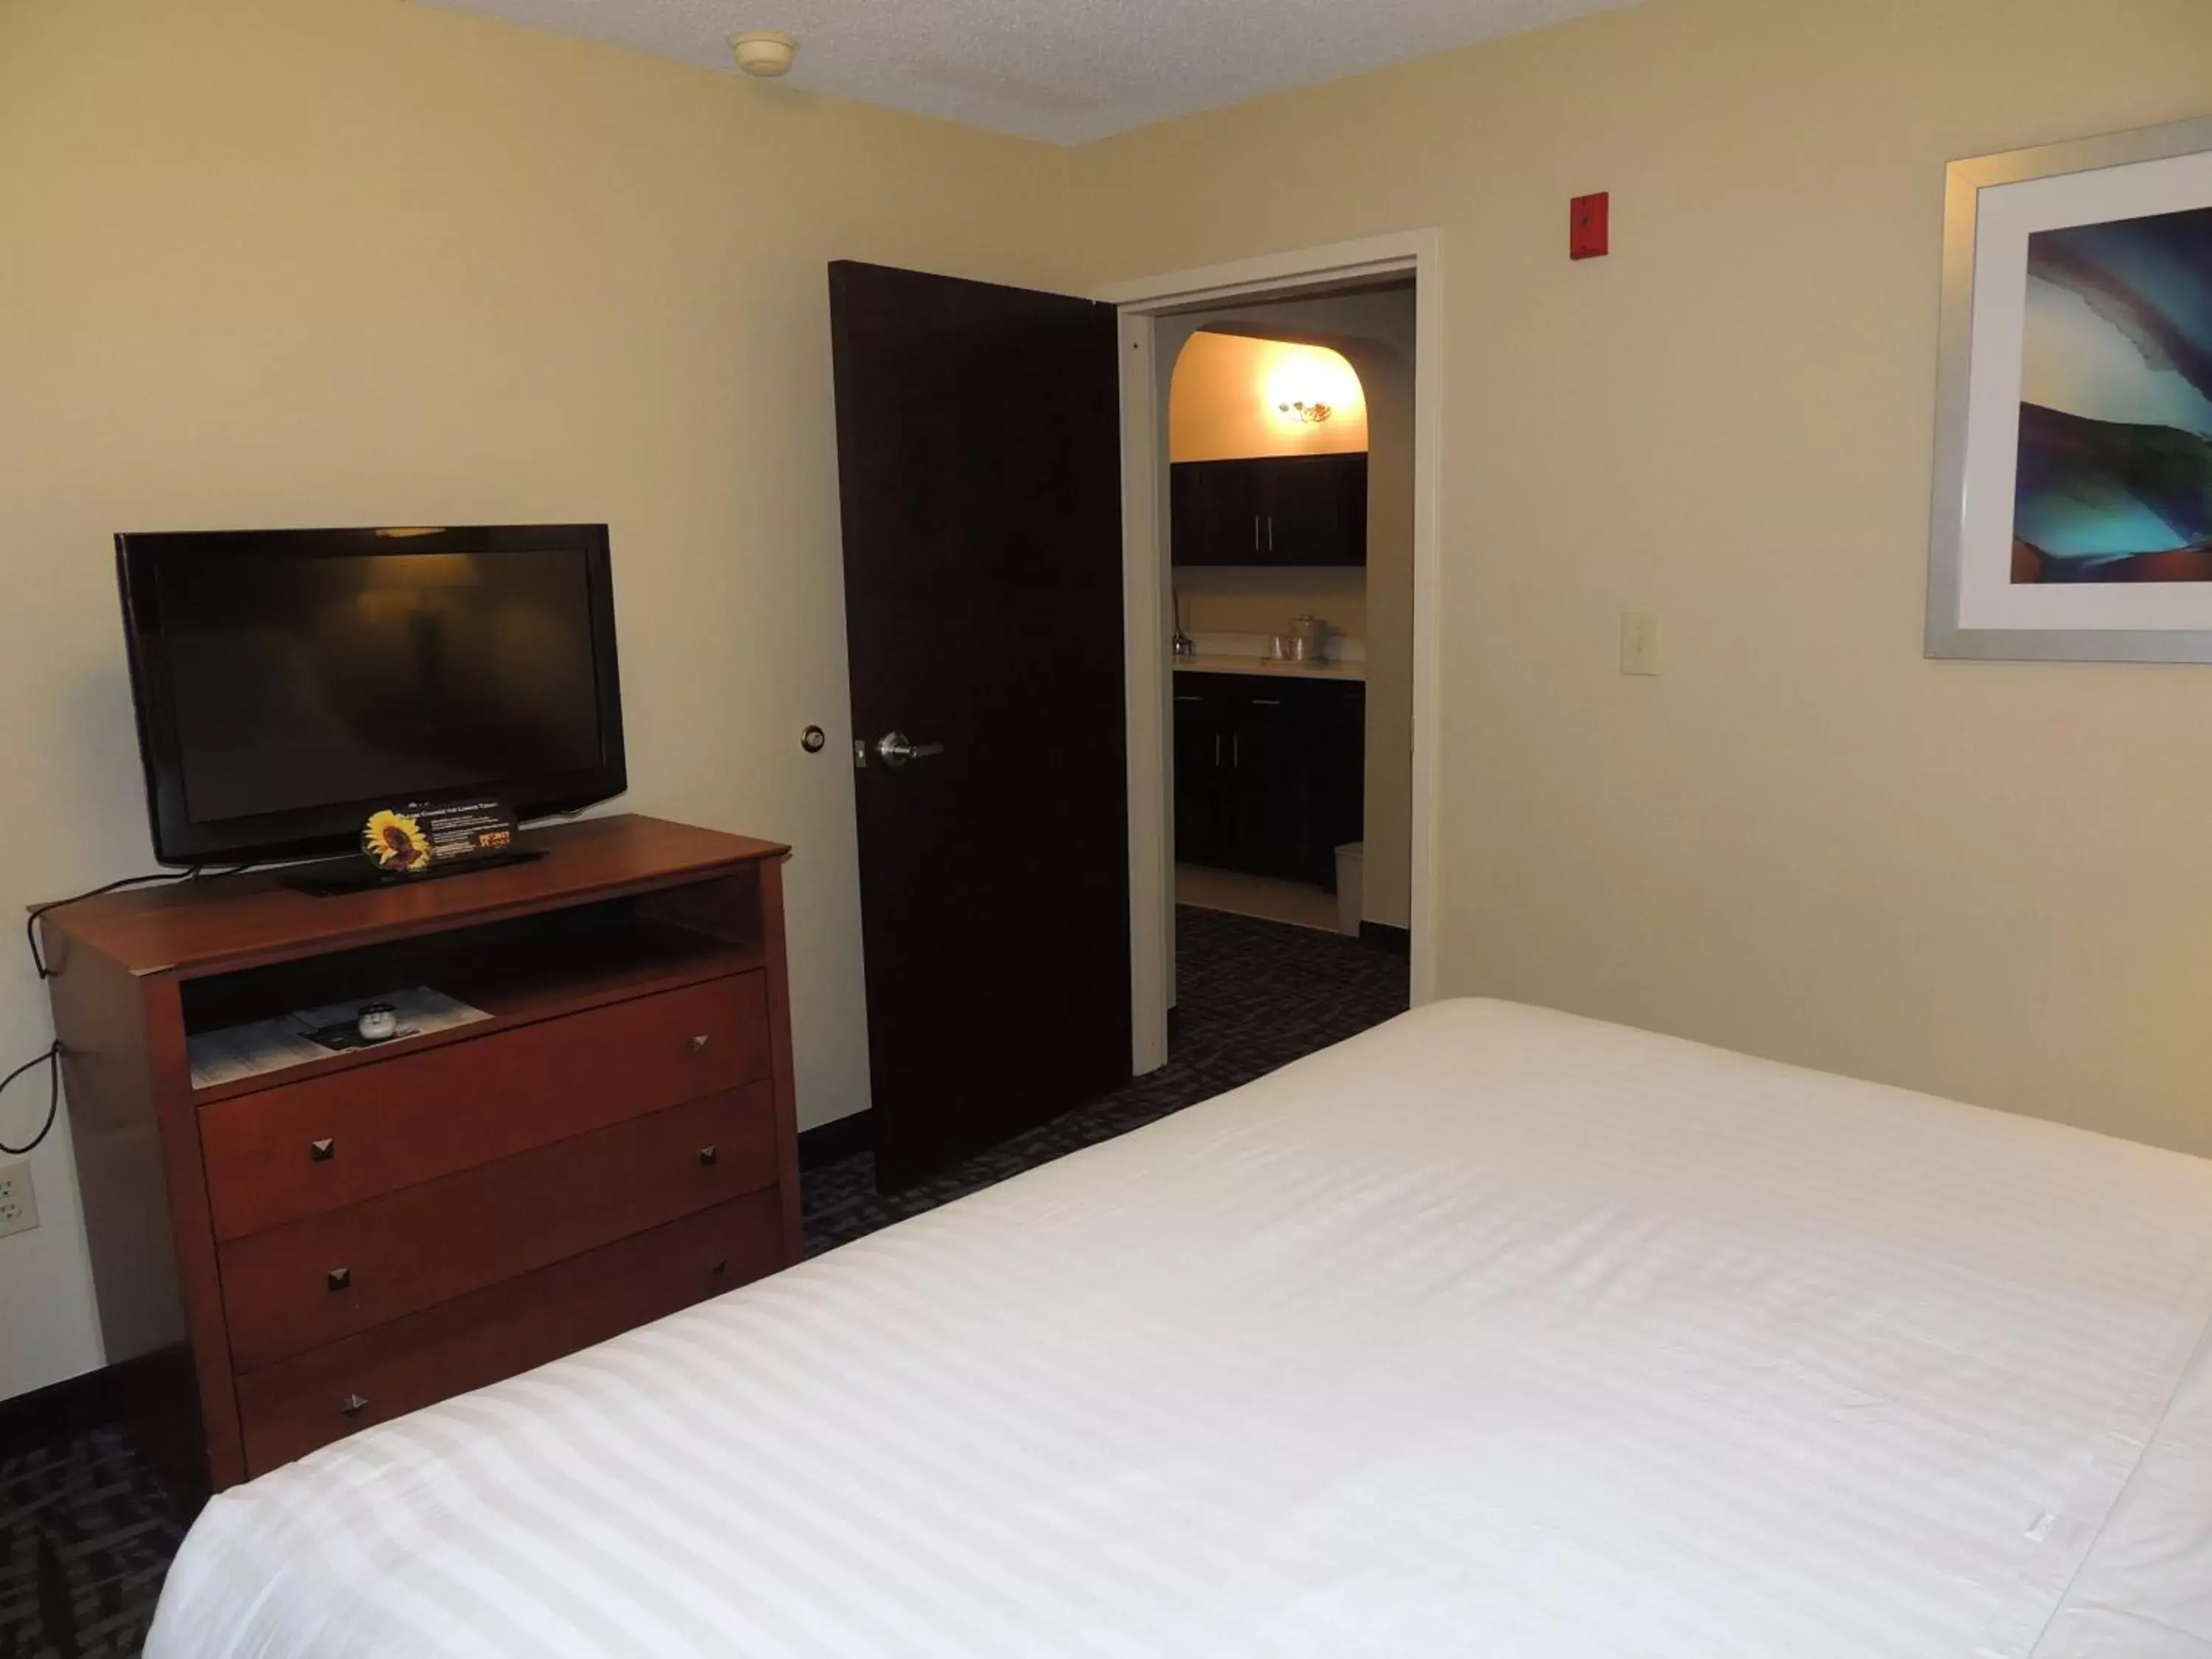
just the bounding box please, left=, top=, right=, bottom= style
left=1144, top=271, right=1419, bottom=1054
left=1167, top=316, right=1392, bottom=937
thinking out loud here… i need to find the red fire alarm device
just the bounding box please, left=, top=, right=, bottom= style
left=1571, top=191, right=1610, bottom=260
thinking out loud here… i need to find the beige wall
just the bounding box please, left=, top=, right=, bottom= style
left=1071, top=0, right=2212, bottom=1156
left=1169, top=332, right=1369, bottom=459
left=0, top=0, right=1071, bottom=1399
left=10, top=0, right=2212, bottom=1408
left=1173, top=566, right=1369, bottom=644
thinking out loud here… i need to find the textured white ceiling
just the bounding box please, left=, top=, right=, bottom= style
left=420, top=0, right=1643, bottom=145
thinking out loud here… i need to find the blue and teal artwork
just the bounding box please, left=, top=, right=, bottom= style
left=2014, top=204, right=2212, bottom=582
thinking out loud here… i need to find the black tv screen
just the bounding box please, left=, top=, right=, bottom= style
left=116, top=525, right=626, bottom=864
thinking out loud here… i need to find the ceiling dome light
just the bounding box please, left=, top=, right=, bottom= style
left=731, top=31, right=798, bottom=77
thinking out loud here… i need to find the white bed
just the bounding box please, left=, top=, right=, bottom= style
left=149, top=999, right=2212, bottom=1658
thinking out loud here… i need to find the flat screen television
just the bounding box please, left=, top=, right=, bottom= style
left=116, top=524, right=626, bottom=866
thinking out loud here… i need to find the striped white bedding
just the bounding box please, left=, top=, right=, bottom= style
left=149, top=998, right=2212, bottom=1659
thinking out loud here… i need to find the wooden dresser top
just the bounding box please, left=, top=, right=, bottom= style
left=36, top=814, right=789, bottom=979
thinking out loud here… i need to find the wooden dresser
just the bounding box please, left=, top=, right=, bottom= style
left=39, top=814, right=800, bottom=1498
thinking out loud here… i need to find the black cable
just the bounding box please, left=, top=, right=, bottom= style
left=7, top=863, right=259, bottom=1154
left=27, top=866, right=206, bottom=980
left=0, top=1042, right=62, bottom=1157
left=24, top=862, right=258, bottom=980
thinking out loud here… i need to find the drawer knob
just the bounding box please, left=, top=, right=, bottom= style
left=698, top=1144, right=719, bottom=1167
left=709, top=1257, right=728, bottom=1277
left=689, top=1034, right=712, bottom=1053
left=309, top=1138, right=335, bottom=1163
left=340, top=1393, right=369, bottom=1417
left=327, top=1267, right=352, bottom=1293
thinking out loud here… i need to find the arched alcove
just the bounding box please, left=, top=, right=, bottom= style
left=1167, top=333, right=1368, bottom=460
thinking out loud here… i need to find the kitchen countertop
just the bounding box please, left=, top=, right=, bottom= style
left=1172, top=653, right=1366, bottom=682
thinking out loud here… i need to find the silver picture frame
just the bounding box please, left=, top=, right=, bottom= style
left=1926, top=114, right=2212, bottom=662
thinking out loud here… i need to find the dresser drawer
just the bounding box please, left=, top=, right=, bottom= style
left=201, top=973, right=770, bottom=1241
left=220, top=1083, right=777, bottom=1371
left=234, top=1189, right=786, bottom=1476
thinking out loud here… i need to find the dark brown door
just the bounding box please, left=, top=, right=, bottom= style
left=828, top=261, right=1131, bottom=1192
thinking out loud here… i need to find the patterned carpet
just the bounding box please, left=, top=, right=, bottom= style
left=805, top=905, right=1410, bottom=1250
left=1, top=1429, right=186, bottom=1659
left=0, top=905, right=1407, bottom=1658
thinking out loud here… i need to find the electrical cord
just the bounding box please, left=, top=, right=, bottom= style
left=5, top=863, right=258, bottom=1155
left=0, top=1043, right=63, bottom=1157
left=26, top=865, right=213, bottom=980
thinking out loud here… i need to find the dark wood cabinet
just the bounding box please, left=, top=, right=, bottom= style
left=1260, top=454, right=1368, bottom=565
left=1170, top=453, right=1367, bottom=566
left=1169, top=459, right=1264, bottom=566
left=38, top=815, right=803, bottom=1498
left=1172, top=687, right=1234, bottom=866
left=1172, top=673, right=1364, bottom=887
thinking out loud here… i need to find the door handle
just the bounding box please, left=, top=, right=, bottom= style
left=1233, top=735, right=1241, bottom=767
left=875, top=731, right=945, bottom=768
left=1250, top=698, right=1281, bottom=706
left=1267, top=516, right=1275, bottom=553
left=1253, top=515, right=1261, bottom=551
left=1214, top=733, right=1221, bottom=766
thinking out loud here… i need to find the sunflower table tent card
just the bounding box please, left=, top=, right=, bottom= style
left=1927, top=115, right=2212, bottom=661
left=362, top=800, right=521, bottom=874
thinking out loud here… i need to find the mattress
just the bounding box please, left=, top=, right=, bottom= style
left=147, top=999, right=2212, bottom=1659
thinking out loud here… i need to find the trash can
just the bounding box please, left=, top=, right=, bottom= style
left=1334, top=842, right=1363, bottom=938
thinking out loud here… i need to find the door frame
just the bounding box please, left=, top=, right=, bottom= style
left=1095, top=230, right=1444, bottom=1074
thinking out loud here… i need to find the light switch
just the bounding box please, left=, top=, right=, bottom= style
left=1620, top=611, right=1660, bottom=676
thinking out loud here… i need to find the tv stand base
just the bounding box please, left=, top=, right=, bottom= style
left=283, top=846, right=549, bottom=897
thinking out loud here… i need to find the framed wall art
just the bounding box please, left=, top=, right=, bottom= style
left=1927, top=116, right=2212, bottom=661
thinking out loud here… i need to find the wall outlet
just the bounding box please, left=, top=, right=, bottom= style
left=0, top=1158, right=38, bottom=1237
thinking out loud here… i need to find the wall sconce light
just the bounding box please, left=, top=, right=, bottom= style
left=1265, top=347, right=1359, bottom=429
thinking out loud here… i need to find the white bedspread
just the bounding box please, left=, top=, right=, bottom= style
left=149, top=1000, right=2212, bottom=1658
